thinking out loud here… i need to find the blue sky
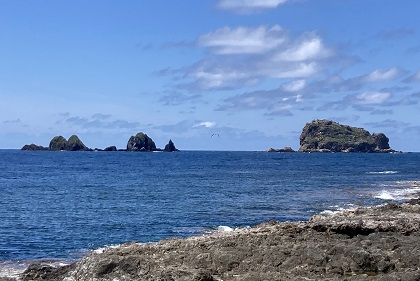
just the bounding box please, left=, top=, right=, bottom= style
left=1, top=0, right=419, bottom=151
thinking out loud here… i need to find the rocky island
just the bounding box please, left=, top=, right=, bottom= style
left=21, top=133, right=179, bottom=152
left=17, top=199, right=420, bottom=281
left=298, top=119, right=395, bottom=153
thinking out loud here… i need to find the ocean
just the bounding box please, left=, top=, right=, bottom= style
left=0, top=150, right=419, bottom=277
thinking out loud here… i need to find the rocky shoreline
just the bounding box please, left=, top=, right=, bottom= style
left=6, top=200, right=419, bottom=281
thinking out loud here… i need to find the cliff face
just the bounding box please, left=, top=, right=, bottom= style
left=299, top=120, right=393, bottom=152
left=126, top=132, right=157, bottom=151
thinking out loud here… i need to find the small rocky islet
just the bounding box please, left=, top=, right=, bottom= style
left=21, top=132, right=179, bottom=152
left=23, top=119, right=396, bottom=154
left=268, top=119, right=397, bottom=153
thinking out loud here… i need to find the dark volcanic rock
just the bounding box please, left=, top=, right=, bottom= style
left=163, top=139, right=179, bottom=152
left=299, top=119, right=394, bottom=153
left=266, top=146, right=295, bottom=152
left=49, top=135, right=90, bottom=151
left=126, top=132, right=157, bottom=151
left=21, top=144, right=49, bottom=151
left=49, top=136, right=68, bottom=151
left=20, top=201, right=420, bottom=281
left=66, top=135, right=89, bottom=151
left=104, top=146, right=118, bottom=151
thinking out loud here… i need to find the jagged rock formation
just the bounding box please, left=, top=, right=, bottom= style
left=299, top=119, right=394, bottom=153
left=21, top=144, right=49, bottom=151
left=19, top=200, right=420, bottom=281
left=266, top=146, right=295, bottom=153
left=126, top=132, right=157, bottom=151
left=163, top=139, right=179, bottom=152
left=48, top=135, right=90, bottom=151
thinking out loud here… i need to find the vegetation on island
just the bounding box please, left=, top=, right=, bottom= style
left=298, top=119, right=393, bottom=153
left=22, top=132, right=179, bottom=152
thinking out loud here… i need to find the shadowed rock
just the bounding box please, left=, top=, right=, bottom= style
left=127, top=132, right=157, bottom=151
left=21, top=144, right=49, bottom=151
left=49, top=136, right=68, bottom=151
left=299, top=119, right=394, bottom=153
left=163, top=139, right=179, bottom=152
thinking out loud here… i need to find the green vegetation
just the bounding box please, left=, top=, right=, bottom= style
left=299, top=120, right=392, bottom=152
left=126, top=132, right=157, bottom=151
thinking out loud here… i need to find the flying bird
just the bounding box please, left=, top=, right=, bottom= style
left=211, top=133, right=220, bottom=137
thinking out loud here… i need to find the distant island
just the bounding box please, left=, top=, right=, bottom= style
left=21, top=132, right=179, bottom=152
left=268, top=119, right=397, bottom=153
left=22, top=119, right=396, bottom=153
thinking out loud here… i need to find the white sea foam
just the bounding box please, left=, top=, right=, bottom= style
left=216, top=225, right=234, bottom=232
left=373, top=181, right=420, bottom=201
left=367, top=171, right=399, bottom=175
left=92, top=244, right=130, bottom=254
left=375, top=190, right=395, bottom=200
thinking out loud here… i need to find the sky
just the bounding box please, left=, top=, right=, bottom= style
left=1, top=0, right=419, bottom=151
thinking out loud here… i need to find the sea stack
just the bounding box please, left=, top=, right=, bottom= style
left=126, top=132, right=157, bottom=151
left=299, top=119, right=394, bottom=153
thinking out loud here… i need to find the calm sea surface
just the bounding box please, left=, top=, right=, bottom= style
left=0, top=150, right=419, bottom=271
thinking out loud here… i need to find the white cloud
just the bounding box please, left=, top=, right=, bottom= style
left=274, top=36, right=331, bottom=62
left=193, top=121, right=217, bottom=128
left=177, top=26, right=334, bottom=91
left=262, top=62, right=318, bottom=78
left=217, top=0, right=288, bottom=11
left=363, top=68, right=401, bottom=82
left=282, top=79, right=306, bottom=92
left=356, top=91, right=391, bottom=105
left=191, top=68, right=254, bottom=89
left=198, top=25, right=285, bottom=55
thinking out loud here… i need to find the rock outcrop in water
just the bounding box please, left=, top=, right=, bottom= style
left=19, top=200, right=420, bottom=281
left=163, top=139, right=179, bottom=152
left=299, top=119, right=394, bottom=153
left=126, top=132, right=157, bottom=151
left=21, top=144, right=49, bottom=151
left=266, top=146, right=295, bottom=153
left=49, top=135, right=90, bottom=151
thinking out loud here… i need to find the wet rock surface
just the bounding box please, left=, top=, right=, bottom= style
left=20, top=201, right=420, bottom=280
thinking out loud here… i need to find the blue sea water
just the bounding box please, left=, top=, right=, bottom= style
left=0, top=150, right=419, bottom=275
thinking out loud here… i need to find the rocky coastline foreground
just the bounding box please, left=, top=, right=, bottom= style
left=10, top=200, right=420, bottom=281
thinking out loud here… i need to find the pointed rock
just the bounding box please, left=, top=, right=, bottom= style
left=164, top=139, right=179, bottom=152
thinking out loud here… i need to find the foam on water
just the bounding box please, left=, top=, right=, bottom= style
left=373, top=181, right=420, bottom=201
left=367, top=171, right=399, bottom=175
left=0, top=261, right=27, bottom=278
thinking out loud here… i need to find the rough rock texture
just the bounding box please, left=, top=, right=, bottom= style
left=163, top=139, right=179, bottom=152
left=299, top=119, right=394, bottom=153
left=20, top=201, right=420, bottom=281
left=267, top=146, right=295, bottom=153
left=21, top=144, right=49, bottom=151
left=127, top=133, right=157, bottom=151
left=104, top=146, right=118, bottom=151
left=49, top=135, right=90, bottom=151
left=66, top=135, right=90, bottom=151
left=49, top=136, right=68, bottom=151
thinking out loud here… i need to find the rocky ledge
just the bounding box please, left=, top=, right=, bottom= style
left=299, top=119, right=395, bottom=153
left=18, top=200, right=420, bottom=281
